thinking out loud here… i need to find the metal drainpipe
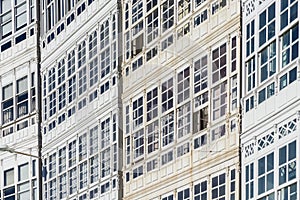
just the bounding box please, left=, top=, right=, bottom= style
left=35, top=0, right=43, bottom=199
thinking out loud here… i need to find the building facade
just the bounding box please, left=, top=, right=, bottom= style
left=40, top=0, right=122, bottom=199
left=241, top=0, right=299, bottom=199
left=122, top=0, right=241, bottom=199
left=0, top=0, right=40, bottom=199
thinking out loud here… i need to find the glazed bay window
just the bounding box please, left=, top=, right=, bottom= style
left=245, top=163, right=254, bottom=200
left=146, top=87, right=158, bottom=121
left=177, top=102, right=191, bottom=138
left=260, top=41, right=276, bottom=82
left=280, top=0, right=298, bottom=30
left=279, top=140, right=296, bottom=185
left=258, top=152, right=274, bottom=195
left=194, top=55, right=208, bottom=94
left=1, top=0, right=12, bottom=38
left=133, top=96, right=143, bottom=130
left=177, top=67, right=190, bottom=104
left=194, top=180, right=207, bottom=199
left=161, top=0, right=174, bottom=32
left=281, top=24, right=299, bottom=67
left=146, top=120, right=159, bottom=154
left=146, top=9, right=158, bottom=44
left=161, top=112, right=174, bottom=146
left=212, top=43, right=227, bottom=84
left=2, top=83, right=14, bottom=124
left=17, top=76, right=28, bottom=118
left=212, top=173, right=226, bottom=200
left=246, top=20, right=255, bottom=57
left=246, top=57, right=256, bottom=92
left=258, top=3, right=275, bottom=47
left=178, top=0, right=191, bottom=21
left=133, top=128, right=144, bottom=159
left=212, top=81, right=227, bottom=120
left=15, top=0, right=27, bottom=31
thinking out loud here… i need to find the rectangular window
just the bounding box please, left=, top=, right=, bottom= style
left=194, top=9, right=207, bottom=27
left=1, top=0, right=12, bottom=38
left=178, top=188, right=190, bottom=200
left=211, top=173, right=226, bottom=199
left=258, top=152, right=274, bottom=194
left=58, top=173, right=66, bottom=199
left=2, top=83, right=14, bottom=124
left=194, top=55, right=208, bottom=94
left=101, top=118, right=110, bottom=149
left=133, top=128, right=144, bottom=159
left=69, top=168, right=77, bottom=195
left=146, top=46, right=158, bottom=61
left=211, top=123, right=225, bottom=141
left=132, top=0, right=143, bottom=24
left=231, top=75, right=238, bottom=111
left=245, top=163, right=254, bottom=200
left=281, top=24, right=299, bottom=67
left=177, top=102, right=191, bottom=138
left=16, top=76, right=28, bottom=118
left=246, top=57, right=256, bottom=92
left=246, top=20, right=255, bottom=57
left=161, top=78, right=173, bottom=112
left=212, top=43, right=227, bottom=84
left=68, top=140, right=76, bottom=167
left=89, top=57, right=99, bottom=86
left=194, top=133, right=207, bottom=149
left=259, top=3, right=275, bottom=46
left=211, top=0, right=226, bottom=15
left=260, top=41, right=276, bottom=82
left=245, top=95, right=254, bottom=112
left=258, top=82, right=275, bottom=104
left=147, top=120, right=159, bottom=154
left=67, top=51, right=75, bottom=76
left=177, top=67, right=190, bottom=104
left=279, top=141, right=296, bottom=185
left=133, top=166, right=143, bottom=179
left=193, top=106, right=208, bottom=133
left=48, top=153, right=56, bottom=178
left=78, top=41, right=86, bottom=68
left=58, top=84, right=66, bottom=110
left=48, top=92, right=56, bottom=117
left=280, top=0, right=298, bottom=30
left=89, top=125, right=98, bottom=155
left=161, top=34, right=174, bottom=51
left=100, top=48, right=110, bottom=78
left=146, top=9, right=158, bottom=44
left=58, top=147, right=66, bottom=173
left=161, top=150, right=173, bottom=165
left=78, top=67, right=87, bottom=95
left=68, top=76, right=76, bottom=103
left=101, top=148, right=110, bottom=178
left=161, top=0, right=174, bottom=32
left=178, top=0, right=191, bottom=21
left=147, top=159, right=158, bottom=172
left=90, top=155, right=99, bottom=183
left=161, top=112, right=174, bottom=146
left=279, top=67, right=297, bottom=90
left=177, top=142, right=190, bottom=157
left=133, top=97, right=143, bottom=130
left=146, top=87, right=158, bottom=121
left=194, top=180, right=207, bottom=199
left=79, top=133, right=87, bottom=161
left=212, top=81, right=227, bottom=120
left=89, top=31, right=97, bottom=59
